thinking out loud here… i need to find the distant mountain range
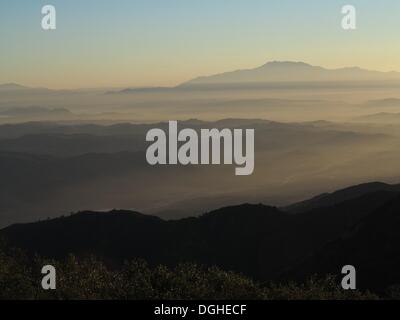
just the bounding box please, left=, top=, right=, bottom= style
left=0, top=106, right=71, bottom=117
left=0, top=83, right=53, bottom=92
left=105, top=61, right=400, bottom=94
left=0, top=83, right=30, bottom=91
left=181, top=61, right=400, bottom=86
left=4, top=62, right=400, bottom=94
left=364, top=98, right=400, bottom=108
left=354, top=112, right=400, bottom=123
left=2, top=181, right=400, bottom=292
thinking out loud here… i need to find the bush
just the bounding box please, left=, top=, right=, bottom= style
left=263, top=275, right=378, bottom=300
left=386, top=285, right=400, bottom=300
left=0, top=243, right=383, bottom=300
left=0, top=241, right=37, bottom=299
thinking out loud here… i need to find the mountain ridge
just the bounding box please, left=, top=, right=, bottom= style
left=283, top=182, right=400, bottom=213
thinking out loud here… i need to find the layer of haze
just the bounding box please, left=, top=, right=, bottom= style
left=1, top=72, right=400, bottom=227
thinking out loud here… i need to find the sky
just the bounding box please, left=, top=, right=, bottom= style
left=1, top=0, right=400, bottom=89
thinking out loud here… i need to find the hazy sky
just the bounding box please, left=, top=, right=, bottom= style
left=1, top=0, right=400, bottom=89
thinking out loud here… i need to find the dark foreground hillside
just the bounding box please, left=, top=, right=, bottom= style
left=0, top=243, right=377, bottom=300
left=285, top=195, right=400, bottom=292
left=2, top=182, right=400, bottom=297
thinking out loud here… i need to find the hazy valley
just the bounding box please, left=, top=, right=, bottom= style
left=2, top=62, right=400, bottom=227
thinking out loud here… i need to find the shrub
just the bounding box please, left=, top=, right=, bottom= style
left=0, top=243, right=384, bottom=300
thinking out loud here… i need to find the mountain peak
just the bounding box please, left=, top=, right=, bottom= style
left=261, top=61, right=313, bottom=68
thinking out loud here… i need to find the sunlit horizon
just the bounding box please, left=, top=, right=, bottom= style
left=2, top=0, right=400, bottom=89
